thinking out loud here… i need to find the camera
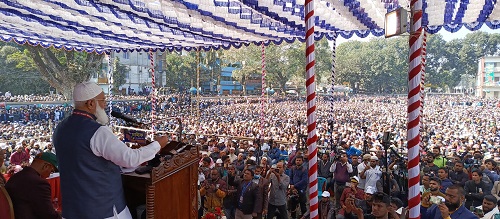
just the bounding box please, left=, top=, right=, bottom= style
left=429, top=196, right=444, bottom=205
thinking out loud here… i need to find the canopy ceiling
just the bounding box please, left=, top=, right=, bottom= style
left=1, top=0, right=499, bottom=53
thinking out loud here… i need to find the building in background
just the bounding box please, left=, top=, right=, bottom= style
left=477, top=56, right=500, bottom=98
left=93, top=51, right=261, bottom=96
left=92, top=51, right=165, bottom=95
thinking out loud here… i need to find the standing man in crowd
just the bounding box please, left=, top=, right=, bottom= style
left=229, top=169, right=260, bottom=218
left=253, top=166, right=269, bottom=219
left=289, top=155, right=308, bottom=219
left=53, top=82, right=170, bottom=219
left=330, top=152, right=353, bottom=209
left=357, top=154, right=371, bottom=191
left=361, top=156, right=382, bottom=192
left=266, top=162, right=290, bottom=219
left=200, top=169, right=228, bottom=211
left=342, top=141, right=362, bottom=158
left=318, top=153, right=333, bottom=192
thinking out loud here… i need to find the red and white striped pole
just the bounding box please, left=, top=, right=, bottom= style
left=305, top=0, right=318, bottom=218
left=261, top=41, right=266, bottom=137
left=407, top=0, right=424, bottom=218
left=149, top=49, right=156, bottom=138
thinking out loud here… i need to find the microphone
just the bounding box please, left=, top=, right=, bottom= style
left=111, top=111, right=143, bottom=126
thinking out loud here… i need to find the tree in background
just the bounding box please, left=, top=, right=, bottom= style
left=24, top=45, right=103, bottom=99
left=202, top=50, right=224, bottom=93
left=335, top=31, right=500, bottom=93
left=163, top=51, right=198, bottom=91
left=112, top=57, right=130, bottom=92
left=0, top=44, right=50, bottom=95
left=223, top=44, right=261, bottom=95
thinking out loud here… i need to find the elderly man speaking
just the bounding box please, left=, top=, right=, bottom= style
left=53, top=82, right=169, bottom=219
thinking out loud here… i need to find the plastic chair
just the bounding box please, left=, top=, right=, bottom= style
left=0, top=186, right=14, bottom=219
left=318, top=177, right=327, bottom=198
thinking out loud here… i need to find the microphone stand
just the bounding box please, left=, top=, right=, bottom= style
left=382, top=131, right=391, bottom=195
left=297, top=120, right=301, bottom=149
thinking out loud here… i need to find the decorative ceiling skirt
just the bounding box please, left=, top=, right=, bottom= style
left=0, top=0, right=497, bottom=52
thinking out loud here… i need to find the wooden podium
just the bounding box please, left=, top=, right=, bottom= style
left=122, top=145, right=199, bottom=219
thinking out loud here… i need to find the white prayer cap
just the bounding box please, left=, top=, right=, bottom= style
left=73, top=82, right=103, bottom=101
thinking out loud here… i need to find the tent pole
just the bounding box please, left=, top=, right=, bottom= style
left=305, top=0, right=318, bottom=218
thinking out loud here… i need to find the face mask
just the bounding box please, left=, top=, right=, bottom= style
left=254, top=174, right=261, bottom=179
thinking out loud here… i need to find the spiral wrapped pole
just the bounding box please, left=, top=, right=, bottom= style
left=261, top=41, right=266, bottom=137
left=305, top=0, right=318, bottom=218
left=149, top=49, right=156, bottom=138
left=329, top=32, right=337, bottom=127
left=419, top=30, right=427, bottom=149
left=407, top=0, right=424, bottom=218
left=106, top=53, right=113, bottom=116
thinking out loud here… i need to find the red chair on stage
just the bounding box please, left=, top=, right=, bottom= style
left=0, top=186, right=15, bottom=219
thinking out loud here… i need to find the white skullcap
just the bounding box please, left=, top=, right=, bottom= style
left=250, top=156, right=257, bottom=161
left=216, top=159, right=223, bottom=164
left=0, top=143, right=7, bottom=150
left=73, top=82, right=103, bottom=101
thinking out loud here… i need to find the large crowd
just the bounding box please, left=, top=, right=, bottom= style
left=2, top=92, right=500, bottom=219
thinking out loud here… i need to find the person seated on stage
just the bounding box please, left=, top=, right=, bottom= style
left=9, top=144, right=29, bottom=166
left=5, top=152, right=61, bottom=219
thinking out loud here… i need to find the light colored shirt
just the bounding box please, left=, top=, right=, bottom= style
left=268, top=173, right=290, bottom=206
left=480, top=206, right=499, bottom=219
left=364, top=165, right=382, bottom=191
left=91, top=126, right=160, bottom=168
left=357, top=162, right=368, bottom=189
left=85, top=126, right=160, bottom=218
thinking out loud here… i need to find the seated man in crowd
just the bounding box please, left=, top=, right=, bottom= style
left=5, top=152, right=61, bottom=219
left=421, top=177, right=445, bottom=214
left=347, top=192, right=399, bottom=219
left=465, top=169, right=492, bottom=209
left=423, top=184, right=477, bottom=219
left=476, top=195, right=499, bottom=219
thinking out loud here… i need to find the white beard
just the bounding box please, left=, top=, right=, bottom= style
left=95, top=100, right=109, bottom=125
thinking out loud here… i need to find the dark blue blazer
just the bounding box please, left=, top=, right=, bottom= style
left=424, top=204, right=477, bottom=219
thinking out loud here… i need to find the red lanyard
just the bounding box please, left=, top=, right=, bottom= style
left=72, top=111, right=94, bottom=120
